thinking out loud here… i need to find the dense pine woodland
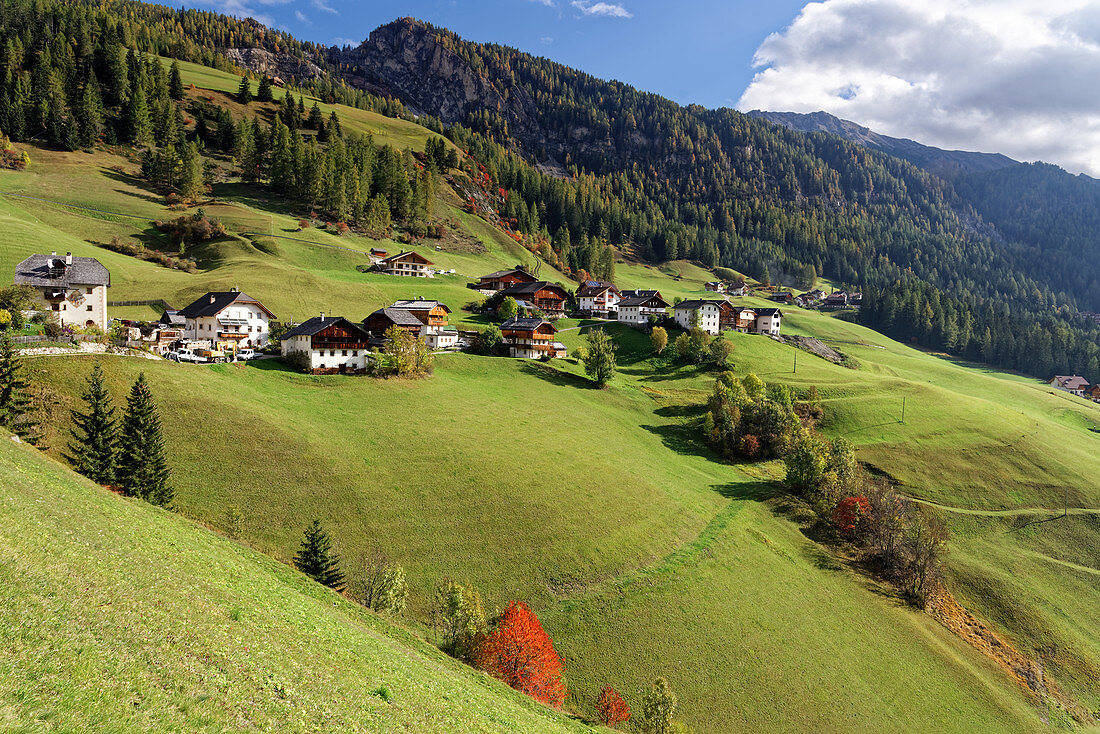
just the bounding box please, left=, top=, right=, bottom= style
left=0, top=1, right=1099, bottom=381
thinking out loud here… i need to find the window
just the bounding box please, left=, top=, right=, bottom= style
left=341, top=350, right=348, bottom=356
left=352, top=350, right=358, bottom=357
left=330, top=350, right=336, bottom=357
left=87, top=305, right=93, bottom=311
left=86, top=288, right=93, bottom=295
left=52, top=304, right=60, bottom=311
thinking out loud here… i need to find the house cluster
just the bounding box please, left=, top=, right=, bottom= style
left=705, top=281, right=747, bottom=297
left=366, top=249, right=456, bottom=278
left=282, top=297, right=460, bottom=374
left=672, top=300, right=782, bottom=336
left=472, top=267, right=570, bottom=319
left=1048, top=375, right=1100, bottom=402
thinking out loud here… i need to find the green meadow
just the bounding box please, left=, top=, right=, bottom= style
left=0, top=59, right=1097, bottom=731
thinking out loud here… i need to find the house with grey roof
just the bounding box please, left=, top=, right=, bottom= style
left=14, top=252, right=110, bottom=330
left=280, top=315, right=372, bottom=374
left=177, top=289, right=275, bottom=348
left=673, top=299, right=724, bottom=335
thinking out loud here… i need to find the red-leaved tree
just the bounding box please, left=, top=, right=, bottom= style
left=476, top=601, right=567, bottom=707
left=595, top=684, right=630, bottom=728
left=833, top=495, right=871, bottom=536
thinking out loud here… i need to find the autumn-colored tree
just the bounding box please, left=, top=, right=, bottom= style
left=595, top=685, right=630, bottom=728
left=833, top=495, right=871, bottom=536
left=650, top=326, right=668, bottom=355
left=476, top=601, right=567, bottom=707
left=739, top=433, right=760, bottom=458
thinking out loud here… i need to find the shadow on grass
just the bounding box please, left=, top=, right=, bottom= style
left=213, top=182, right=301, bottom=218
left=653, top=403, right=706, bottom=419
left=246, top=358, right=298, bottom=373
left=640, top=422, right=716, bottom=461
left=713, top=480, right=782, bottom=502
left=99, top=167, right=165, bottom=206
left=518, top=361, right=593, bottom=389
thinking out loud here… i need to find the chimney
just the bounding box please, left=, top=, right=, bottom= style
left=51, top=251, right=57, bottom=257
left=231, top=286, right=238, bottom=293
left=210, top=295, right=216, bottom=304
left=320, top=312, right=325, bottom=322
left=65, top=252, right=73, bottom=265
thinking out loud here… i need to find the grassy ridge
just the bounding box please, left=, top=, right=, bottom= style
left=0, top=437, right=593, bottom=733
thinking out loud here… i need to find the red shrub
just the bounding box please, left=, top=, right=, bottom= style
left=334, top=221, right=350, bottom=236
left=298, top=219, right=310, bottom=229
left=476, top=601, right=566, bottom=707
left=739, top=434, right=760, bottom=458
left=833, top=495, right=871, bottom=536
left=595, top=685, right=630, bottom=728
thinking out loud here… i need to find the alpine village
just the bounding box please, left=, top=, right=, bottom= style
left=0, top=2, right=1097, bottom=733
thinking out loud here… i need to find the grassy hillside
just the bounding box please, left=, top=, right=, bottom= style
left=1, top=59, right=1097, bottom=731
left=0, top=437, right=594, bottom=733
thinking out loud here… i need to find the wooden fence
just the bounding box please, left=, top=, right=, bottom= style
left=107, top=299, right=174, bottom=309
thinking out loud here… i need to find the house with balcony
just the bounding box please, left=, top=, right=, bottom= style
left=13, top=252, right=110, bottom=329
left=472, top=267, right=537, bottom=293
left=497, top=281, right=569, bottom=318
left=376, top=298, right=458, bottom=349
left=500, top=317, right=567, bottom=359
left=376, top=251, right=434, bottom=278
left=280, top=315, right=372, bottom=374
left=673, top=300, right=724, bottom=335
left=617, top=292, right=670, bottom=326
left=576, top=280, right=621, bottom=317
left=363, top=307, right=425, bottom=338
left=754, top=307, right=783, bottom=336
left=1049, top=375, right=1090, bottom=397
left=177, top=289, right=275, bottom=348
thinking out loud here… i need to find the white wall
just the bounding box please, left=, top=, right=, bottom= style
left=674, top=306, right=720, bottom=335
left=36, top=283, right=108, bottom=330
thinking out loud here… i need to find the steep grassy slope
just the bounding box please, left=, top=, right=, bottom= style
left=0, top=437, right=594, bottom=733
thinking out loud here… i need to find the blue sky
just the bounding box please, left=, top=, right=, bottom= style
left=183, top=0, right=809, bottom=109
left=181, top=0, right=1100, bottom=175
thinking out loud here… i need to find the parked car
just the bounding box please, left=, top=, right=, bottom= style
left=237, top=349, right=259, bottom=361
left=166, top=348, right=205, bottom=363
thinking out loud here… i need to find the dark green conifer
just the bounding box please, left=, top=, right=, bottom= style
left=236, top=75, right=252, bottom=104
left=67, top=362, right=117, bottom=484
left=168, top=60, right=184, bottom=100
left=0, top=331, right=35, bottom=441
left=256, top=75, right=272, bottom=102
left=294, top=519, right=345, bottom=591
left=116, top=373, right=172, bottom=507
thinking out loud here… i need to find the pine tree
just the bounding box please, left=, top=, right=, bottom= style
left=66, top=361, right=117, bottom=485
left=327, top=110, right=341, bottom=138
left=116, top=373, right=172, bottom=507
left=252, top=75, right=270, bottom=103
left=236, top=75, right=252, bottom=104
left=0, top=331, right=34, bottom=441
left=307, top=101, right=323, bottom=130
left=168, top=59, right=184, bottom=100
left=294, top=519, right=345, bottom=591
left=76, top=75, right=103, bottom=148
left=125, top=82, right=152, bottom=145
left=178, top=141, right=204, bottom=200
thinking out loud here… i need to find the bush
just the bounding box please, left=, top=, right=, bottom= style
left=283, top=349, right=311, bottom=373
left=334, top=221, right=350, bottom=236
left=155, top=211, right=227, bottom=246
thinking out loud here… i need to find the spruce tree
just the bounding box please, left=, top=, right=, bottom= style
left=256, top=75, right=272, bottom=102
left=76, top=75, right=103, bottom=148
left=168, top=60, right=184, bottom=100
left=67, top=361, right=117, bottom=484
left=178, top=141, right=203, bottom=200
left=294, top=519, right=345, bottom=591
left=0, top=331, right=34, bottom=441
left=236, top=75, right=252, bottom=104
left=116, top=373, right=172, bottom=507
left=125, top=82, right=151, bottom=145
left=327, top=110, right=341, bottom=138
left=307, top=101, right=323, bottom=130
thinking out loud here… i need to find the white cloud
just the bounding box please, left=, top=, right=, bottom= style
left=541, top=36, right=554, bottom=45
left=311, top=0, right=337, bottom=13
left=737, top=0, right=1100, bottom=176
left=571, top=1, right=632, bottom=19
left=294, top=9, right=310, bottom=24
left=528, top=0, right=556, bottom=7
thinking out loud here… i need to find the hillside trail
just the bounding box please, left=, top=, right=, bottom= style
left=909, top=496, right=1100, bottom=517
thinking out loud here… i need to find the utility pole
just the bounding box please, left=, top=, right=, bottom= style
left=793, top=350, right=797, bottom=374
left=901, top=395, right=906, bottom=424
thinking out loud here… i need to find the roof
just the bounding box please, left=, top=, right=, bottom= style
left=674, top=299, right=725, bottom=311
left=366, top=308, right=424, bottom=328
left=619, top=294, right=670, bottom=308
left=621, top=289, right=660, bottom=299
left=755, top=308, right=783, bottom=316
left=14, top=253, right=110, bottom=288
left=1053, top=375, right=1089, bottom=389
left=159, top=309, right=186, bottom=326
left=499, top=281, right=568, bottom=298
left=178, top=290, right=275, bottom=319
left=389, top=299, right=451, bottom=314
left=479, top=268, right=535, bottom=281
left=280, top=316, right=368, bottom=340
left=576, top=280, right=619, bottom=297
left=380, top=250, right=433, bottom=266
left=501, top=316, right=556, bottom=332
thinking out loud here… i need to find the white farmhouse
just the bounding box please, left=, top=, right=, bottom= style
left=673, top=300, right=723, bottom=335
left=576, top=280, right=621, bottom=317
left=616, top=291, right=670, bottom=327
left=754, top=307, right=783, bottom=336
left=14, top=252, right=110, bottom=329
left=280, top=315, right=372, bottom=374
left=177, top=289, right=275, bottom=348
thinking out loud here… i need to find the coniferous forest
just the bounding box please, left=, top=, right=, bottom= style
left=1, top=1, right=1099, bottom=381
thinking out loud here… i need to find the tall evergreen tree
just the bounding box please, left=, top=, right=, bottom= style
left=116, top=373, right=172, bottom=507
left=125, top=82, right=151, bottom=145
left=178, top=141, right=204, bottom=200
left=294, top=519, right=345, bottom=590
left=66, top=361, right=117, bottom=484
left=256, top=75, right=272, bottom=102
left=76, top=75, right=103, bottom=148
left=168, top=59, right=184, bottom=100
left=0, top=331, right=34, bottom=441
left=307, top=101, right=323, bottom=130
left=236, top=75, right=252, bottom=104
left=327, top=110, right=341, bottom=137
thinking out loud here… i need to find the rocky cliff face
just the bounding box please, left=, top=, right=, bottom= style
left=747, top=110, right=1018, bottom=179
left=225, top=47, right=324, bottom=82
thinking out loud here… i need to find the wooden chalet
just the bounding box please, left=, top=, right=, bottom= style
left=377, top=251, right=433, bottom=278
left=473, top=267, right=537, bottom=292
left=280, top=315, right=372, bottom=374
left=500, top=317, right=566, bottom=359
left=497, top=281, right=569, bottom=318
left=363, top=307, right=424, bottom=337
left=386, top=299, right=458, bottom=349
